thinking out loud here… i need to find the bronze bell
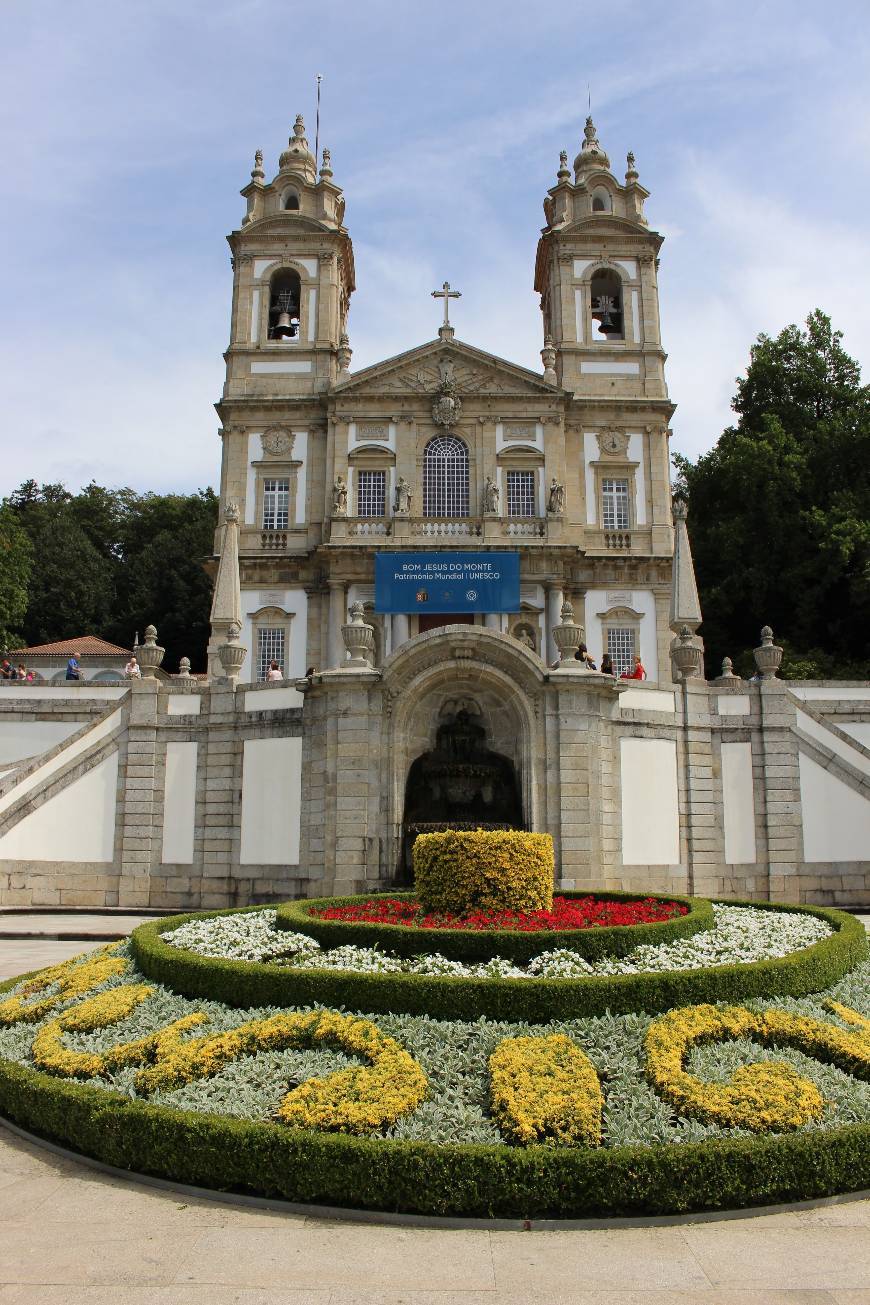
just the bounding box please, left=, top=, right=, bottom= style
left=274, top=311, right=296, bottom=337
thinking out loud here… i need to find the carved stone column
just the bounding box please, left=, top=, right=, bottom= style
left=391, top=612, right=410, bottom=653
left=484, top=612, right=501, bottom=631
left=545, top=583, right=563, bottom=664
left=327, top=580, right=347, bottom=668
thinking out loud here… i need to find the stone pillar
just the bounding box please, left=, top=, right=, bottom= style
left=199, top=681, right=241, bottom=909
left=117, top=679, right=160, bottom=908
left=484, top=612, right=501, bottom=631
left=678, top=680, right=722, bottom=900
left=327, top=580, right=347, bottom=668
left=545, top=584, right=563, bottom=664
left=391, top=612, right=410, bottom=651
left=756, top=679, right=800, bottom=902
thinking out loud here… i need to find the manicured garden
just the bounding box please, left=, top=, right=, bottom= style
left=0, top=830, right=867, bottom=1219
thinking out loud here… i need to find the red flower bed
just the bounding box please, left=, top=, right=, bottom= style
left=311, top=894, right=687, bottom=934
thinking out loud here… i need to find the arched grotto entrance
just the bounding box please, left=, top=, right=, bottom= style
left=399, top=703, right=523, bottom=881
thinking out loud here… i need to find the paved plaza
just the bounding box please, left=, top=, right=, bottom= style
left=1, top=919, right=869, bottom=1303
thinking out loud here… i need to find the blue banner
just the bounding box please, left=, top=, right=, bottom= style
left=375, top=552, right=521, bottom=614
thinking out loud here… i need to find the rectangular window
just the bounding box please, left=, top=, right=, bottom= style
left=607, top=627, right=635, bottom=677
left=506, top=470, right=536, bottom=518
left=357, top=469, right=386, bottom=518
left=256, top=627, right=285, bottom=682
left=601, top=478, right=630, bottom=529
left=262, top=479, right=290, bottom=530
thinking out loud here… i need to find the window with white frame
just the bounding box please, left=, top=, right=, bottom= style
left=506, top=470, right=536, bottom=517
left=423, top=435, right=469, bottom=517
left=607, top=627, right=635, bottom=677
left=256, top=627, right=285, bottom=681
left=262, top=478, right=290, bottom=530
left=601, top=477, right=630, bottom=529
left=356, top=469, right=386, bottom=517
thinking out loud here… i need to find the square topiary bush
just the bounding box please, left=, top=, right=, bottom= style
left=413, top=829, right=555, bottom=915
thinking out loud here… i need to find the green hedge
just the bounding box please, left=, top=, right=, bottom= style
left=274, top=889, right=713, bottom=964
left=0, top=1049, right=867, bottom=1218
left=129, top=900, right=867, bottom=1023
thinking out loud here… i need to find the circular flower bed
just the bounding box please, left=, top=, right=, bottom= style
left=276, top=889, right=711, bottom=963
left=0, top=921, right=868, bottom=1220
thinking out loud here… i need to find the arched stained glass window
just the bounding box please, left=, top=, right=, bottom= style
left=423, top=435, right=469, bottom=517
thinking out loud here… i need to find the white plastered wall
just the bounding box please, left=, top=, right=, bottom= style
left=0, top=721, right=81, bottom=765
left=240, top=736, right=302, bottom=865
left=583, top=589, right=659, bottom=680
left=239, top=587, right=308, bottom=697
left=161, top=741, right=197, bottom=864
left=244, top=430, right=308, bottom=526
left=0, top=751, right=118, bottom=861
left=721, top=741, right=757, bottom=864
left=799, top=751, right=870, bottom=862
left=619, top=737, right=680, bottom=866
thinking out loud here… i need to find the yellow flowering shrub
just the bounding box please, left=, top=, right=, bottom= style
left=645, top=1001, right=870, bottom=1132
left=25, top=985, right=427, bottom=1136
left=136, top=1008, right=426, bottom=1134
left=489, top=1033, right=603, bottom=1147
left=32, top=984, right=208, bottom=1079
left=413, top=829, right=555, bottom=915
left=0, top=945, right=128, bottom=1026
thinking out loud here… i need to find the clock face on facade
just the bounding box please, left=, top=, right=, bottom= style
left=603, top=429, right=625, bottom=453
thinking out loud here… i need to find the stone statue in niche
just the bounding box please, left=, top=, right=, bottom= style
left=332, top=475, right=347, bottom=515
left=547, top=479, right=565, bottom=515
left=513, top=625, right=536, bottom=650
left=393, top=476, right=412, bottom=515
left=483, top=476, right=500, bottom=515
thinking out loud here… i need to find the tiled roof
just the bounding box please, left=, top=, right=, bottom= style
left=7, top=636, right=131, bottom=657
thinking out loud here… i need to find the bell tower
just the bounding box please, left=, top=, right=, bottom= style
left=534, top=117, right=667, bottom=405
left=222, top=115, right=355, bottom=399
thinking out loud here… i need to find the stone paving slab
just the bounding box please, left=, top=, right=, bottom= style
left=0, top=1129, right=867, bottom=1301
left=0, top=912, right=162, bottom=938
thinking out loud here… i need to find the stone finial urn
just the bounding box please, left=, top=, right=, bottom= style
left=341, top=601, right=374, bottom=667
left=218, top=621, right=247, bottom=682
left=552, top=599, right=584, bottom=662
left=177, top=656, right=192, bottom=679
left=753, top=625, right=783, bottom=679
left=137, top=625, right=165, bottom=678
left=670, top=625, right=704, bottom=680
left=541, top=336, right=557, bottom=385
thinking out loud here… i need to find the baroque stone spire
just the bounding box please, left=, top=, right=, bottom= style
left=209, top=502, right=242, bottom=636
left=573, top=115, right=611, bottom=176
left=669, top=495, right=703, bottom=634
left=279, top=115, right=316, bottom=182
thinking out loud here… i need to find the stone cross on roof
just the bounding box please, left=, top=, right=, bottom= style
left=431, top=281, right=461, bottom=329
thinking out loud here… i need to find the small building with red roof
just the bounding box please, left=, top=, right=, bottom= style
left=2, top=636, right=132, bottom=684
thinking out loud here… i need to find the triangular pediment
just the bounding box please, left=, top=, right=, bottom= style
left=332, top=338, right=563, bottom=398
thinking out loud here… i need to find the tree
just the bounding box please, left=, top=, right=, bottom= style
left=4, top=481, right=217, bottom=668
left=20, top=515, right=115, bottom=647
left=0, top=506, right=33, bottom=651
left=107, top=489, right=218, bottom=672
left=675, top=312, right=870, bottom=678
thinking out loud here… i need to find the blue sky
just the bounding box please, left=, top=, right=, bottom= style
left=2, top=0, right=869, bottom=497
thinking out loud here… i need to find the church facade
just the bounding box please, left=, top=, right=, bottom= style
left=1, top=116, right=869, bottom=912
left=209, top=114, right=675, bottom=691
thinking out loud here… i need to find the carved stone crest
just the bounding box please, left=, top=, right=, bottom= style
left=432, top=358, right=462, bottom=427
left=261, top=427, right=295, bottom=458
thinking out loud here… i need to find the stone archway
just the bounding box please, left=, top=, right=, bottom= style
left=381, top=626, right=547, bottom=881
left=399, top=701, right=523, bottom=881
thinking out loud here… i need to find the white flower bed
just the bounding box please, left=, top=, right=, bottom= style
left=161, top=904, right=832, bottom=981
